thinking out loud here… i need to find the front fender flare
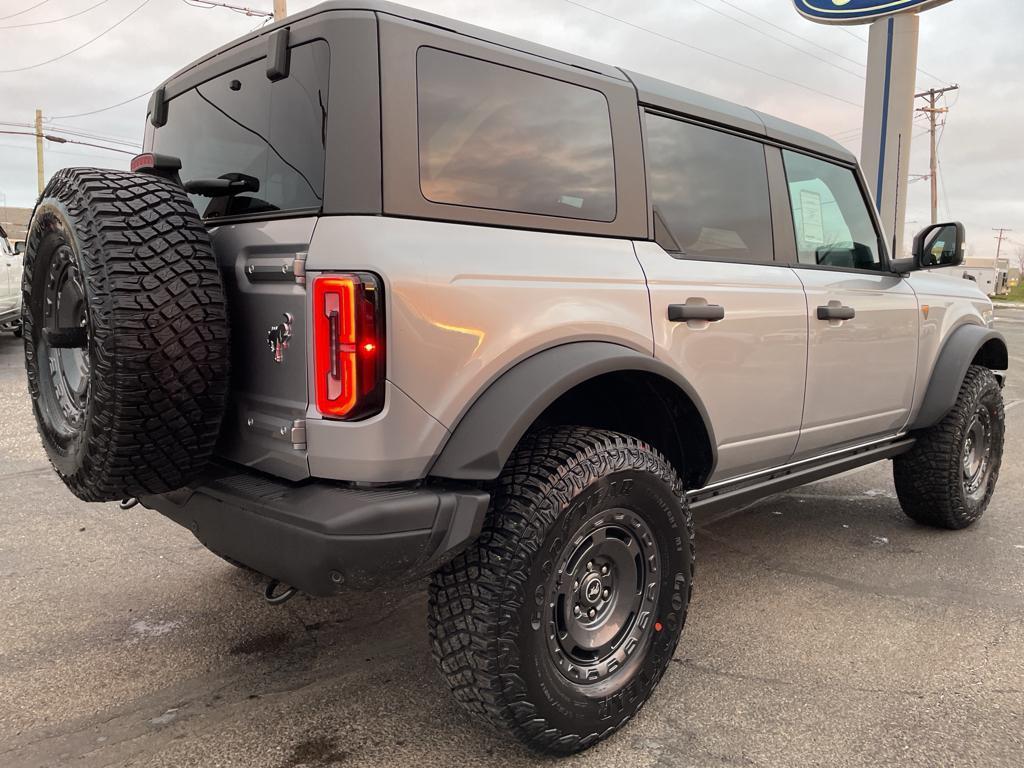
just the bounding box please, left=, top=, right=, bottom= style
left=429, top=342, right=717, bottom=481
left=910, top=323, right=1007, bottom=430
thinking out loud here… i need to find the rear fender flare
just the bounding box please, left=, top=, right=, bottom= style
left=428, top=342, right=717, bottom=481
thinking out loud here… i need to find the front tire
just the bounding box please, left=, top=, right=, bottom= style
left=429, top=427, right=694, bottom=754
left=894, top=365, right=1005, bottom=529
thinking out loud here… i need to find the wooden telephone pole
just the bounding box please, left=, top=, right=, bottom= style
left=34, top=109, right=44, bottom=195
left=273, top=0, right=286, bottom=20
left=993, top=228, right=1012, bottom=263
left=914, top=84, right=958, bottom=224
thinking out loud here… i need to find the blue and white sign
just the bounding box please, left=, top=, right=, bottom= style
left=794, top=0, right=953, bottom=25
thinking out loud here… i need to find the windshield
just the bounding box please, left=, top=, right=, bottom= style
left=152, top=40, right=329, bottom=220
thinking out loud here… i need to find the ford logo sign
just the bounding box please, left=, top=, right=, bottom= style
left=794, top=0, right=952, bottom=24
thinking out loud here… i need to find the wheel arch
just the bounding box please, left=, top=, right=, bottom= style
left=910, top=323, right=1007, bottom=430
left=428, top=341, right=717, bottom=487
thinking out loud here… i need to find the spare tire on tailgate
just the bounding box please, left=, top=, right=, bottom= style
left=23, top=167, right=230, bottom=502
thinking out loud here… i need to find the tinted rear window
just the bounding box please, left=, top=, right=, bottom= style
left=416, top=47, right=616, bottom=222
left=645, top=113, right=773, bottom=262
left=153, top=41, right=329, bottom=220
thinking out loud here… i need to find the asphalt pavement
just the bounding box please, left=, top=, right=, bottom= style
left=1, top=308, right=1022, bottom=768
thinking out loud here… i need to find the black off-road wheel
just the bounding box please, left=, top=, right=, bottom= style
left=429, top=427, right=694, bottom=755
left=23, top=167, right=229, bottom=502
left=894, top=365, right=1005, bottom=529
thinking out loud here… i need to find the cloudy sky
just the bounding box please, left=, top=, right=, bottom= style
left=0, top=0, right=1021, bottom=260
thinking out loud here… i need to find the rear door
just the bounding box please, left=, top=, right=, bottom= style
left=637, top=113, right=808, bottom=483
left=775, top=149, right=918, bottom=457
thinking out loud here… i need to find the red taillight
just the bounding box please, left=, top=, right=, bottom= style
left=313, top=273, right=385, bottom=420
left=130, top=153, right=155, bottom=172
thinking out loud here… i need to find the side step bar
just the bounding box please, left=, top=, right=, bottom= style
left=687, top=437, right=915, bottom=519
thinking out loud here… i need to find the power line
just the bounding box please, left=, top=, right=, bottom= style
left=0, top=0, right=155, bottom=74
left=47, top=89, right=152, bottom=120
left=0, top=129, right=136, bottom=154
left=0, top=0, right=111, bottom=29
left=0, top=121, right=141, bottom=148
left=560, top=0, right=863, bottom=109
left=0, top=0, right=54, bottom=22
left=181, top=0, right=272, bottom=17
left=712, top=0, right=868, bottom=72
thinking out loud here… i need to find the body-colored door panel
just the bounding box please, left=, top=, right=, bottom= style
left=635, top=242, right=808, bottom=482
left=793, top=270, right=919, bottom=457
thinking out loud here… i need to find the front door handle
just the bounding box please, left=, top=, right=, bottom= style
left=668, top=303, right=725, bottom=322
left=817, top=304, right=855, bottom=321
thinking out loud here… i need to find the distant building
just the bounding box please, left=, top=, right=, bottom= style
left=0, top=207, right=32, bottom=242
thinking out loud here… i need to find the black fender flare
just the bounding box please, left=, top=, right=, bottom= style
left=429, top=341, right=717, bottom=481
left=910, top=323, right=1007, bottom=430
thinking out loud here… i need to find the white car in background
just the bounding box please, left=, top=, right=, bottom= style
left=0, top=226, right=23, bottom=336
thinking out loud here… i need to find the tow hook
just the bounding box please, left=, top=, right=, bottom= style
left=264, top=579, right=298, bottom=606
left=119, top=497, right=139, bottom=510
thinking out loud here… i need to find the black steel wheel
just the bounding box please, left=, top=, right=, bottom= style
left=894, top=365, right=1005, bottom=529
left=429, top=427, right=694, bottom=754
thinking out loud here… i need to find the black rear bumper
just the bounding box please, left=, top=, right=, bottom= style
left=141, top=467, right=489, bottom=595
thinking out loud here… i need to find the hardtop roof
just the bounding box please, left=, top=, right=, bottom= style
left=162, top=0, right=854, bottom=163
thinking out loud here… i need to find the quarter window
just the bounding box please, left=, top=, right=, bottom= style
left=416, top=47, right=616, bottom=221
left=644, top=113, right=773, bottom=262
left=782, top=150, right=883, bottom=271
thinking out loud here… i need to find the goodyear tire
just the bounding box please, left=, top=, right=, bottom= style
left=429, top=427, right=694, bottom=754
left=23, top=168, right=229, bottom=502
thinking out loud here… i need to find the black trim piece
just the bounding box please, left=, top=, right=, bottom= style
left=669, top=304, right=725, bottom=322
left=689, top=437, right=915, bottom=519
left=429, top=341, right=717, bottom=481
left=911, top=325, right=1008, bottom=430
left=148, top=86, right=167, bottom=128
left=142, top=467, right=490, bottom=593
left=817, top=305, right=855, bottom=321
left=266, top=27, right=291, bottom=81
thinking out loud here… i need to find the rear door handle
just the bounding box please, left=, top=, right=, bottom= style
left=668, top=304, right=725, bottom=322
left=817, top=305, right=855, bottom=321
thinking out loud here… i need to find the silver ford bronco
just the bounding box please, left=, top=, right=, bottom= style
left=21, top=1, right=1007, bottom=755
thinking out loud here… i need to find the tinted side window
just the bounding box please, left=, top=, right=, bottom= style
left=782, top=150, right=883, bottom=271
left=416, top=47, right=616, bottom=221
left=154, top=41, right=329, bottom=219
left=645, top=113, right=773, bottom=262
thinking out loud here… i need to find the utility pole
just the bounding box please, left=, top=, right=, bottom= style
left=34, top=109, right=44, bottom=195
left=914, top=84, right=958, bottom=224
left=273, top=0, right=286, bottom=20
left=993, top=228, right=1011, bottom=264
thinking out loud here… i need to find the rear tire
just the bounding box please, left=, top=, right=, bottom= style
left=429, top=427, right=694, bottom=754
left=894, top=365, right=1004, bottom=529
left=23, top=167, right=230, bottom=501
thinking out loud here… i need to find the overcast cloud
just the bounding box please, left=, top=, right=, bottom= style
left=0, top=0, right=1020, bottom=260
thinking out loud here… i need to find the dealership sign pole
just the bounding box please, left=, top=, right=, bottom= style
left=794, top=0, right=953, bottom=258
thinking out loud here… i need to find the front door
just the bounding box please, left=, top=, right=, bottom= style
left=637, top=113, right=808, bottom=483
left=777, top=149, right=919, bottom=458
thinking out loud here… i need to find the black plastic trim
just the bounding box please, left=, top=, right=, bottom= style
left=689, top=437, right=915, bottom=519
left=142, top=467, right=490, bottom=593
left=911, top=324, right=1008, bottom=430
left=429, top=341, right=718, bottom=481
left=266, top=27, right=291, bottom=81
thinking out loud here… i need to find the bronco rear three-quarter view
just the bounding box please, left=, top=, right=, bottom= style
left=21, top=1, right=1007, bottom=755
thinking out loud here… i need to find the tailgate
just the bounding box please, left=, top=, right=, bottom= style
left=211, top=218, right=313, bottom=480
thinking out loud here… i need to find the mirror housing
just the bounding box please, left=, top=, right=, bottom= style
left=891, top=222, right=966, bottom=275
left=13, top=241, right=25, bottom=255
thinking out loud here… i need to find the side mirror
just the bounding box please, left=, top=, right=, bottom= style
left=914, top=221, right=965, bottom=269
left=13, top=241, right=25, bottom=255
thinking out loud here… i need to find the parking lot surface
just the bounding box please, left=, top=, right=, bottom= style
left=1, top=307, right=1022, bottom=768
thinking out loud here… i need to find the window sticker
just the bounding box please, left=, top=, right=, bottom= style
left=799, top=189, right=825, bottom=245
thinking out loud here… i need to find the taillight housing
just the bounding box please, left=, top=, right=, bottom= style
left=313, top=273, right=385, bottom=420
